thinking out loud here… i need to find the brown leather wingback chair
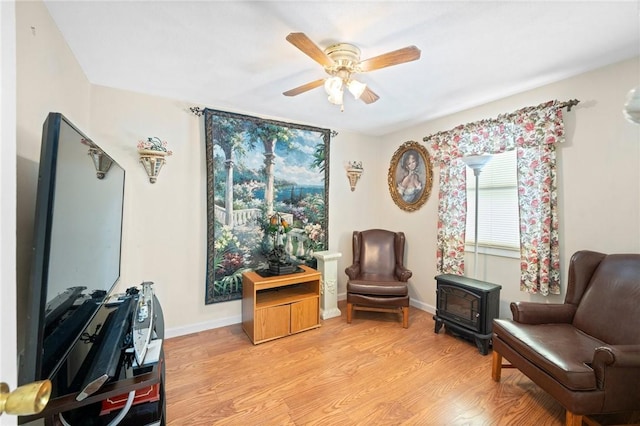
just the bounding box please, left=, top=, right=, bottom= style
left=345, top=229, right=412, bottom=328
left=492, top=251, right=640, bottom=425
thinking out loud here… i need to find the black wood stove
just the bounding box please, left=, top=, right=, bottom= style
left=433, top=274, right=502, bottom=355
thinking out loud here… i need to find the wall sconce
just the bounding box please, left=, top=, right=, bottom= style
left=0, top=380, right=51, bottom=416
left=137, top=137, right=172, bottom=184
left=345, top=161, right=363, bottom=192
left=87, top=147, right=113, bottom=179
left=139, top=152, right=166, bottom=184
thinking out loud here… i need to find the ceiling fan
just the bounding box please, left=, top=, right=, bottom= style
left=283, top=32, right=421, bottom=111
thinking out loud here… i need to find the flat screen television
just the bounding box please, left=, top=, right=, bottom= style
left=18, top=113, right=125, bottom=389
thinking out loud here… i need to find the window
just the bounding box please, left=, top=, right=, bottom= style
left=465, top=150, right=519, bottom=252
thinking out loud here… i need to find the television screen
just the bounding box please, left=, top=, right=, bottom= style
left=19, top=113, right=125, bottom=388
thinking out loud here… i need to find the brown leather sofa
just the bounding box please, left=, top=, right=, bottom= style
left=491, top=250, right=640, bottom=425
left=345, top=229, right=412, bottom=328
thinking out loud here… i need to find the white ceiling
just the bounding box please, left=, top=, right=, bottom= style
left=43, top=1, right=639, bottom=136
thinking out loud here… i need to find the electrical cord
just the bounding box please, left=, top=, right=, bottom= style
left=57, top=390, right=136, bottom=426
left=106, top=390, right=136, bottom=426
left=58, top=412, right=71, bottom=426
left=79, top=323, right=102, bottom=343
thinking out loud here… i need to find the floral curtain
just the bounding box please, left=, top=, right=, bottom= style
left=425, top=100, right=574, bottom=295
left=434, top=160, right=467, bottom=274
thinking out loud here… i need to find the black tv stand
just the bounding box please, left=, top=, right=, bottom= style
left=21, top=295, right=165, bottom=426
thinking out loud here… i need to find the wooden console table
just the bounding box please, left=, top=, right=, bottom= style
left=242, top=266, right=321, bottom=344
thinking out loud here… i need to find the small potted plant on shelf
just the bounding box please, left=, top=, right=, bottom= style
left=137, top=137, right=173, bottom=157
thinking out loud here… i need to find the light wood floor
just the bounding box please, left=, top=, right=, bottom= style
left=163, top=302, right=638, bottom=425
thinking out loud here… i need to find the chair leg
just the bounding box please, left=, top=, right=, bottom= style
left=347, top=302, right=353, bottom=323
left=491, top=350, right=502, bottom=382
left=566, top=410, right=584, bottom=426
left=402, top=306, right=409, bottom=328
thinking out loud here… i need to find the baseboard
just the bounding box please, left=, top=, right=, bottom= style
left=164, top=315, right=242, bottom=339
left=165, top=296, right=435, bottom=339
left=411, top=299, right=435, bottom=315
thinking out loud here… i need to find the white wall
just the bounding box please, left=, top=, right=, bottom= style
left=324, top=128, right=385, bottom=298
left=14, top=0, right=93, bottom=377
left=13, top=1, right=640, bottom=347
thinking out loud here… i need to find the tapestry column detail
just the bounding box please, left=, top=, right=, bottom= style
left=313, top=251, right=342, bottom=320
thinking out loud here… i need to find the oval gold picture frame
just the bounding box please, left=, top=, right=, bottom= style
left=388, top=141, right=433, bottom=212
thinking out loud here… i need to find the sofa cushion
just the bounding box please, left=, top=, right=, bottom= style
left=493, top=319, right=605, bottom=391
left=572, top=254, right=640, bottom=345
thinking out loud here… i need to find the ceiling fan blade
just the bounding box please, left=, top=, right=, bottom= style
left=286, top=32, right=334, bottom=67
left=359, top=46, right=421, bottom=72
left=283, top=79, right=325, bottom=97
left=359, top=87, right=380, bottom=104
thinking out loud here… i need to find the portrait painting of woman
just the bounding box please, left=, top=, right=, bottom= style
left=388, top=141, right=433, bottom=212
left=396, top=150, right=424, bottom=203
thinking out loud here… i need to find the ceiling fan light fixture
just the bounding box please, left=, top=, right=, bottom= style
left=325, top=76, right=344, bottom=106
left=327, top=89, right=344, bottom=106
left=346, top=79, right=366, bottom=100
left=324, top=76, right=342, bottom=95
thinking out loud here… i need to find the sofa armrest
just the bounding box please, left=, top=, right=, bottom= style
left=395, top=265, right=412, bottom=282
left=345, top=264, right=360, bottom=280
left=510, top=301, right=576, bottom=324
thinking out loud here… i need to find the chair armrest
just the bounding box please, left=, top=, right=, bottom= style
left=345, top=264, right=360, bottom=280
left=510, top=301, right=576, bottom=324
left=593, top=345, right=640, bottom=369
left=592, top=345, right=640, bottom=394
left=395, top=265, right=412, bottom=282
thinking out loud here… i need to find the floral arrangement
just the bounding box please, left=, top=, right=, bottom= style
left=137, top=137, right=173, bottom=156
left=303, top=223, right=325, bottom=250
left=347, top=160, right=363, bottom=170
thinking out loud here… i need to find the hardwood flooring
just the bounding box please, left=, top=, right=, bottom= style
left=163, top=302, right=638, bottom=425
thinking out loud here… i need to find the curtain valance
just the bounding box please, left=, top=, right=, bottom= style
left=424, top=99, right=578, bottom=163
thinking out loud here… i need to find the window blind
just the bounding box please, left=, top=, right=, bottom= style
left=466, top=150, right=519, bottom=249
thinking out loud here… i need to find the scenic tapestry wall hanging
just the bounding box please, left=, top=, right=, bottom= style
left=203, top=108, right=330, bottom=304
